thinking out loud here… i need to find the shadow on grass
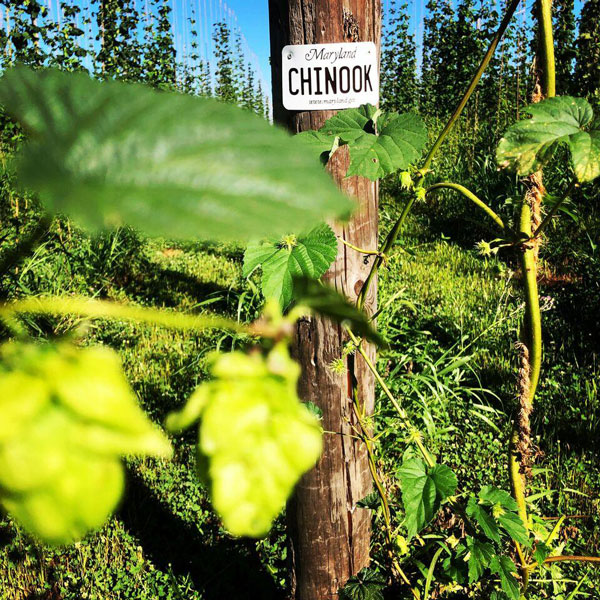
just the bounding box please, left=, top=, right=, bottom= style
left=118, top=468, right=285, bottom=600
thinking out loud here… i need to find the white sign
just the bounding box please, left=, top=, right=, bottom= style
left=282, top=42, right=379, bottom=111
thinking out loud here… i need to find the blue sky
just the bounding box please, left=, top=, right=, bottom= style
left=187, top=0, right=584, bottom=96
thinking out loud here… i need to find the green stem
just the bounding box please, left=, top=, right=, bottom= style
left=418, top=0, right=523, bottom=177
left=536, top=0, right=556, bottom=99
left=0, top=296, right=251, bottom=335
left=520, top=205, right=542, bottom=400
left=511, top=6, right=556, bottom=592
left=351, top=389, right=419, bottom=597
left=356, top=0, right=521, bottom=310
left=426, top=183, right=505, bottom=230
left=339, top=237, right=383, bottom=257
left=347, top=328, right=435, bottom=468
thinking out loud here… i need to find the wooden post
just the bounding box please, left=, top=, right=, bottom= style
left=268, top=2, right=381, bottom=599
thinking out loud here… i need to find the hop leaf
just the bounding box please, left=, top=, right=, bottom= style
left=497, top=96, right=600, bottom=183
left=397, top=458, right=457, bottom=539
left=166, top=343, right=322, bottom=537
left=243, top=224, right=338, bottom=309
left=0, top=342, right=172, bottom=545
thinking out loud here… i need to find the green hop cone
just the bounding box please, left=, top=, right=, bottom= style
left=399, top=170, right=413, bottom=190
left=0, top=342, right=172, bottom=545
left=166, top=342, right=323, bottom=537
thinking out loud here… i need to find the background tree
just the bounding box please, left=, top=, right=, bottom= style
left=213, top=21, right=237, bottom=104
left=575, top=0, right=600, bottom=105
left=142, top=0, right=177, bottom=89
left=380, top=0, right=417, bottom=113
left=553, top=0, right=576, bottom=94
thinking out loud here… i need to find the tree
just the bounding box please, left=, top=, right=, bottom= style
left=268, top=1, right=380, bottom=597
left=575, top=0, right=600, bottom=104
left=553, top=0, right=576, bottom=94
left=142, top=0, right=176, bottom=89
left=380, top=1, right=417, bottom=113
left=421, top=0, right=457, bottom=116
left=213, top=21, right=237, bottom=103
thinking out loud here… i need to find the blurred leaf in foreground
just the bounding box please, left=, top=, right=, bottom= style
left=0, top=66, right=353, bottom=241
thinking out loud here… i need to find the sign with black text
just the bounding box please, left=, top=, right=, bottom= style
left=282, top=42, right=379, bottom=111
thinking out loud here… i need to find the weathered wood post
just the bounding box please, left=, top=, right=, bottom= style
left=268, top=2, right=381, bottom=598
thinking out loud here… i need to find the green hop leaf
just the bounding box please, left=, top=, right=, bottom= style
left=320, top=105, right=427, bottom=181
left=0, top=66, right=352, bottom=241
left=466, top=495, right=500, bottom=543
left=321, top=105, right=374, bottom=142
left=0, top=342, right=172, bottom=545
left=490, top=555, right=520, bottom=600
left=243, top=223, right=338, bottom=309
left=534, top=541, right=551, bottom=566
left=477, top=486, right=530, bottom=547
left=478, top=486, right=518, bottom=511
left=345, top=113, right=428, bottom=181
left=295, top=130, right=339, bottom=164
left=497, top=96, right=600, bottom=183
left=339, top=567, right=386, bottom=600
left=466, top=537, right=495, bottom=583
left=166, top=342, right=322, bottom=537
left=497, top=511, right=530, bottom=547
left=397, top=459, right=457, bottom=539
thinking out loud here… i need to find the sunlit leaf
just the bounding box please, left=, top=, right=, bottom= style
left=497, top=96, right=600, bottom=182
left=467, top=537, right=494, bottom=583
left=166, top=342, right=322, bottom=537
left=243, top=224, right=338, bottom=309
left=0, top=66, right=353, bottom=241
left=397, top=459, right=457, bottom=539
left=490, top=555, right=520, bottom=600
left=345, top=113, right=428, bottom=180
left=466, top=495, right=500, bottom=543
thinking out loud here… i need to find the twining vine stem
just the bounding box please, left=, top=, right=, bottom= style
left=356, top=0, right=522, bottom=311
left=426, top=183, right=505, bottom=230
left=509, top=0, right=556, bottom=595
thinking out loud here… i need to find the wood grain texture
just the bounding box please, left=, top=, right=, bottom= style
left=269, top=2, right=381, bottom=598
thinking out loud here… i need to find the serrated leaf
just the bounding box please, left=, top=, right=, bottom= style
left=497, top=511, right=530, bottom=547
left=166, top=343, right=322, bottom=537
left=490, top=555, right=520, bottom=600
left=0, top=342, right=171, bottom=545
left=292, top=276, right=386, bottom=347
left=243, top=224, right=338, bottom=309
left=479, top=486, right=519, bottom=511
left=356, top=491, right=380, bottom=510
left=467, top=495, right=500, bottom=543
left=442, top=544, right=468, bottom=585
left=534, top=541, right=551, bottom=566
left=497, top=96, right=600, bottom=182
left=321, top=106, right=373, bottom=142
left=339, top=567, right=386, bottom=600
left=0, top=66, right=352, bottom=241
left=295, top=130, right=339, bottom=163
left=398, top=459, right=457, bottom=539
left=345, top=113, right=428, bottom=181
left=467, top=537, right=495, bottom=583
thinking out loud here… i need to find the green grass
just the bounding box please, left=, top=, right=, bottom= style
left=1, top=182, right=599, bottom=598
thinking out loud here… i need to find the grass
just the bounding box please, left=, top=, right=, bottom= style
left=1, top=171, right=599, bottom=598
